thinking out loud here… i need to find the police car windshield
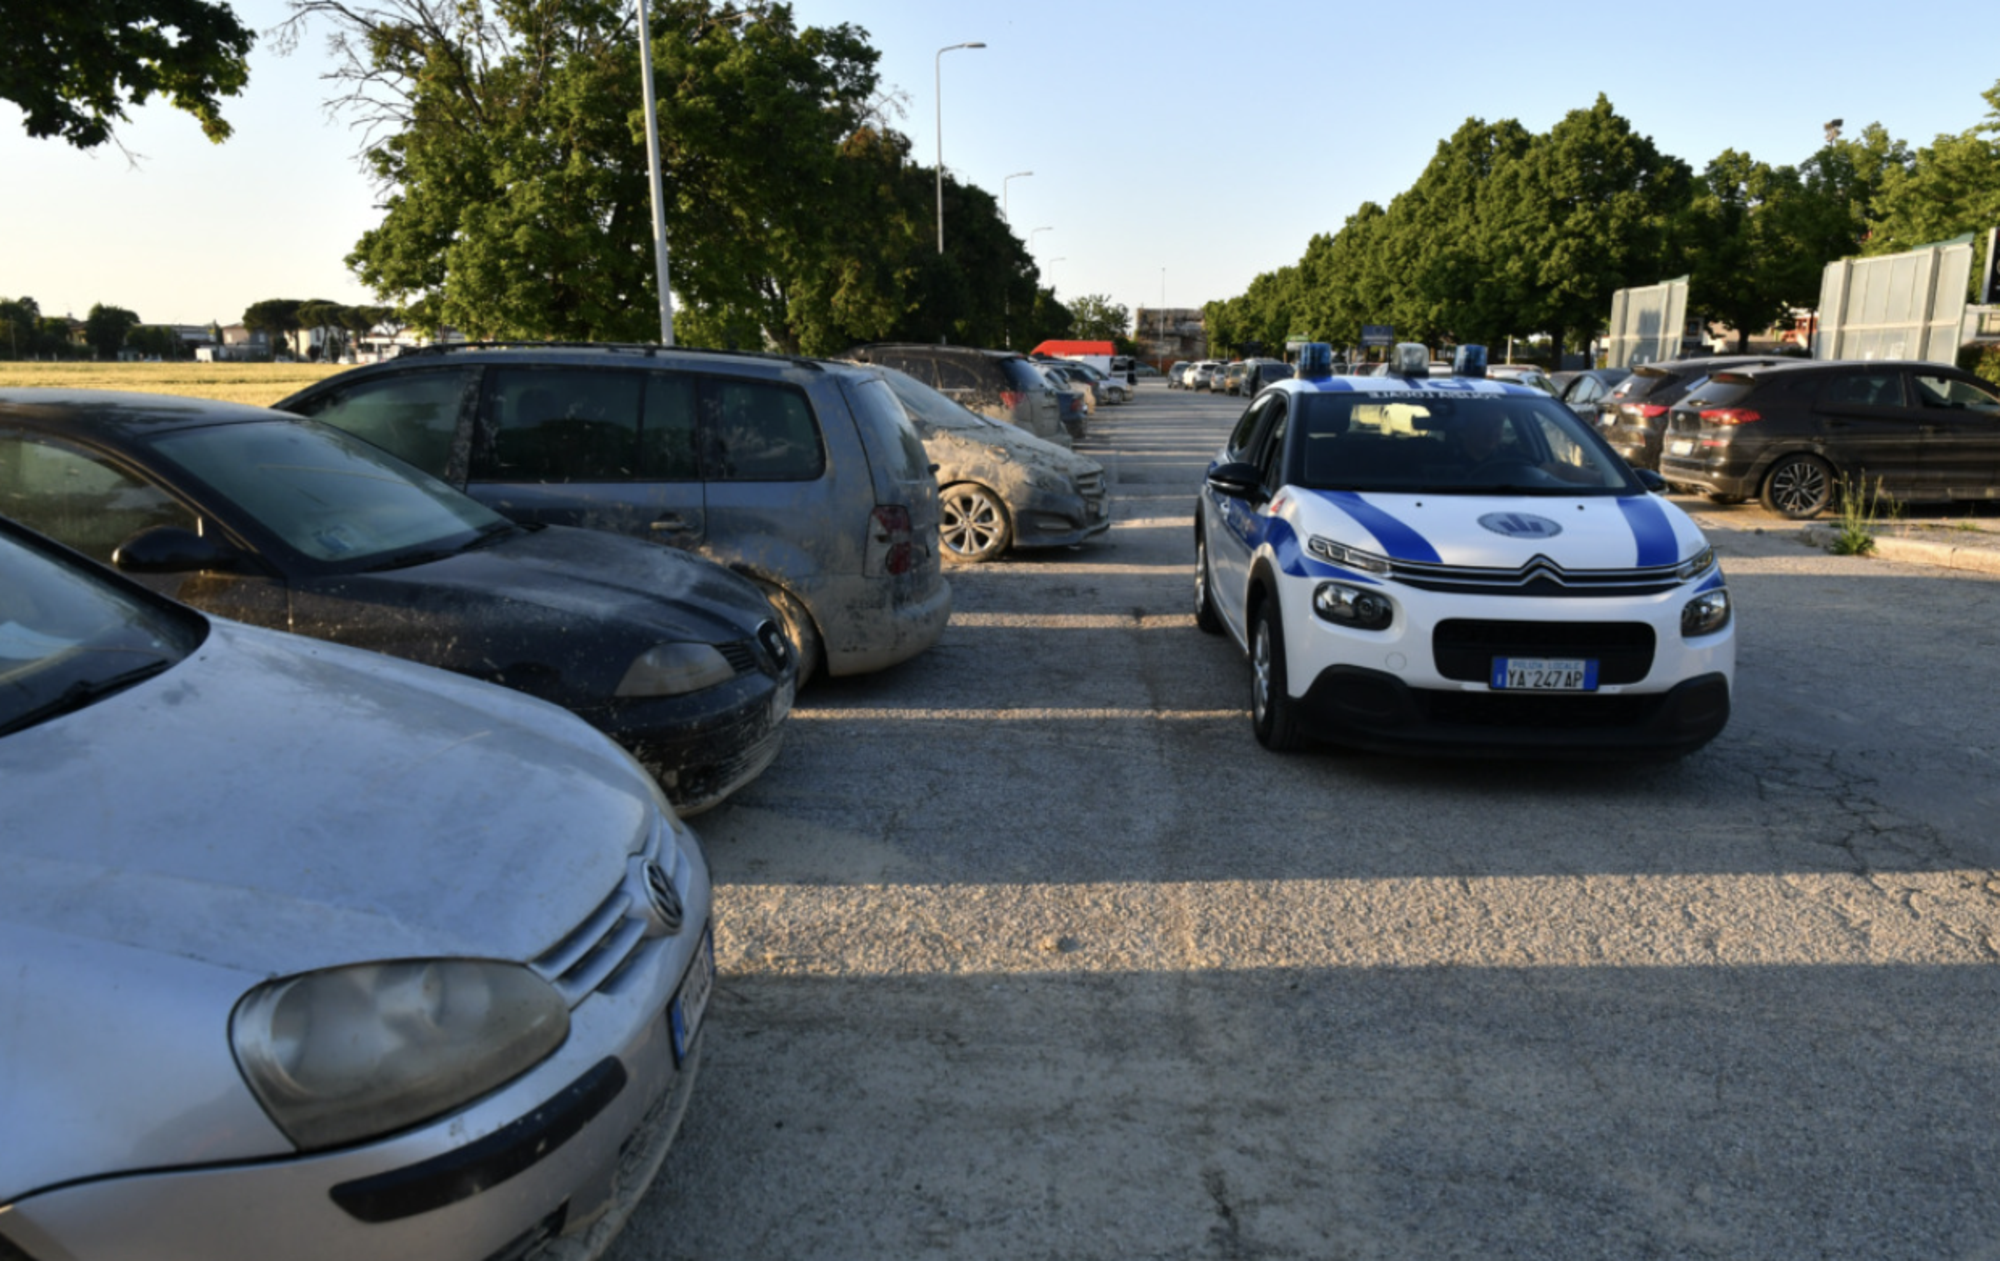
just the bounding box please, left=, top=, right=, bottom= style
left=1291, top=391, right=1635, bottom=496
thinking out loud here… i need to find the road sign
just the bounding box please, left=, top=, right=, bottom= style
left=1360, top=324, right=1394, bottom=347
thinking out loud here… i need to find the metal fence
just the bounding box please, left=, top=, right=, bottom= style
left=1605, top=277, right=1690, bottom=369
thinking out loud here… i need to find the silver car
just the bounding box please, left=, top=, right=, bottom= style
left=875, top=366, right=1111, bottom=562
left=0, top=516, right=714, bottom=1261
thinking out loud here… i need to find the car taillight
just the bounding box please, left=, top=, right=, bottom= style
left=1001, top=390, right=1024, bottom=410
left=1700, top=408, right=1762, bottom=425
left=867, top=504, right=915, bottom=576
left=1637, top=404, right=1669, bottom=418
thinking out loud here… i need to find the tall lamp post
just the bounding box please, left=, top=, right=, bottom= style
left=1159, top=268, right=1167, bottom=370
left=1029, top=226, right=1054, bottom=256
left=1003, top=170, right=1032, bottom=223
left=935, top=41, right=986, bottom=253
left=635, top=0, right=673, bottom=344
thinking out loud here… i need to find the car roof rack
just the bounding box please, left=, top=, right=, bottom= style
left=396, top=341, right=824, bottom=371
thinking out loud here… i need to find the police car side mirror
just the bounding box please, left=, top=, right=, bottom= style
left=1206, top=461, right=1265, bottom=499
left=1633, top=468, right=1667, bottom=494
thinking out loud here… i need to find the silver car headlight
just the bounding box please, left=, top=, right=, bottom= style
left=231, top=960, right=570, bottom=1151
left=1307, top=536, right=1393, bottom=575
left=616, top=643, right=737, bottom=697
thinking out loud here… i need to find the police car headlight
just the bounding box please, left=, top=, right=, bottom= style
left=1307, top=536, right=1392, bottom=575
left=1681, top=589, right=1731, bottom=637
left=1314, top=583, right=1395, bottom=631
left=1675, top=546, right=1717, bottom=582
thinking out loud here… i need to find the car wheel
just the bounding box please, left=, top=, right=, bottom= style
left=1250, top=594, right=1303, bottom=752
left=1760, top=453, right=1835, bottom=519
left=939, top=483, right=1012, bottom=564
left=753, top=578, right=821, bottom=689
left=1194, top=525, right=1223, bottom=635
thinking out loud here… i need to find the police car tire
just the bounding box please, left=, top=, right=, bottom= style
left=1194, top=528, right=1223, bottom=635
left=1250, top=596, right=1304, bottom=753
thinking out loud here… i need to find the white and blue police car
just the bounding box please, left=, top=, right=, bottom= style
left=1194, top=342, right=1733, bottom=757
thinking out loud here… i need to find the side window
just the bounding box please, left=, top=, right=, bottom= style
left=934, top=357, right=983, bottom=393
left=702, top=378, right=825, bottom=482
left=1821, top=372, right=1903, bottom=408
left=639, top=373, right=700, bottom=479
left=287, top=368, right=475, bottom=479
left=475, top=368, right=643, bottom=482
left=1228, top=393, right=1276, bottom=456
left=0, top=434, right=199, bottom=563
left=1913, top=374, right=2000, bottom=413
left=1257, top=407, right=1291, bottom=489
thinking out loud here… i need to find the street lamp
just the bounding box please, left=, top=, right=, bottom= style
left=636, top=0, right=673, bottom=344
left=1003, top=170, right=1032, bottom=223
left=935, top=41, right=986, bottom=253
left=1029, top=226, right=1054, bottom=255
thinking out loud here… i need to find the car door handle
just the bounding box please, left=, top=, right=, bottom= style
left=650, top=514, right=695, bottom=533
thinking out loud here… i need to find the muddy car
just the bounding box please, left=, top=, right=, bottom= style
left=872, top=366, right=1111, bottom=563
left=841, top=343, right=1070, bottom=448
left=274, top=344, right=951, bottom=688
left=0, top=389, right=798, bottom=813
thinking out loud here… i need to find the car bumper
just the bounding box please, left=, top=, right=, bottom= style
left=5, top=900, right=716, bottom=1261
left=1011, top=489, right=1114, bottom=550
left=1659, top=450, right=1760, bottom=498
left=589, top=673, right=792, bottom=814
left=817, top=571, right=953, bottom=677
left=1277, top=579, right=1735, bottom=758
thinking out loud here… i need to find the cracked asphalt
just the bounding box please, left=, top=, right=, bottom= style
left=606, top=384, right=2000, bottom=1261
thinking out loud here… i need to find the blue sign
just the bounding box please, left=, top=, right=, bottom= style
left=1360, top=324, right=1395, bottom=347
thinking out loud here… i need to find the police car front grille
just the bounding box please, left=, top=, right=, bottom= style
left=1389, top=554, right=1683, bottom=598
left=1433, top=620, right=1655, bottom=686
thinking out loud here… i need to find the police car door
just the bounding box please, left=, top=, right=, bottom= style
left=1205, top=392, right=1289, bottom=639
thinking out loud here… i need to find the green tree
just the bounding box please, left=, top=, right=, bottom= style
left=0, top=297, right=42, bottom=359
left=84, top=303, right=142, bottom=358
left=3, top=0, right=253, bottom=149
left=126, top=324, right=189, bottom=358
left=242, top=298, right=303, bottom=356
left=1484, top=95, right=1692, bottom=366
left=1865, top=80, right=2000, bottom=291
left=1067, top=294, right=1130, bottom=341
left=1680, top=150, right=1838, bottom=351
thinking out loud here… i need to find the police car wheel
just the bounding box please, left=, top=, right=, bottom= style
left=1250, top=597, right=1303, bottom=752
left=1194, top=527, right=1223, bottom=635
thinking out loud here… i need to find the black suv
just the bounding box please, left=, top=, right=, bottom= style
left=1658, top=359, right=2000, bottom=518
left=275, top=342, right=950, bottom=684
left=1601, top=356, right=1789, bottom=470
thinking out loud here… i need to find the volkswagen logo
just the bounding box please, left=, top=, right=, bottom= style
left=1477, top=512, right=1564, bottom=540
left=639, top=858, right=684, bottom=935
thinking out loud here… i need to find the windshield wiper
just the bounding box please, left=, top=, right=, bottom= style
left=0, top=659, right=175, bottom=738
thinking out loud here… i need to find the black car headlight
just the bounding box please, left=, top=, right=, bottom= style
left=1681, top=589, right=1731, bottom=637
left=232, top=960, right=570, bottom=1151
left=617, top=643, right=737, bottom=696
left=1313, top=582, right=1395, bottom=631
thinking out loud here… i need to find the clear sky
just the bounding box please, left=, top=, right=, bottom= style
left=6, top=0, right=1998, bottom=330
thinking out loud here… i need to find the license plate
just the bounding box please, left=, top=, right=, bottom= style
left=1668, top=439, right=1693, bottom=456
left=1490, top=657, right=1598, bottom=691
left=668, top=925, right=715, bottom=1066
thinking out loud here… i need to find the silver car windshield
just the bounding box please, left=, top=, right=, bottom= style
left=878, top=367, right=999, bottom=432
left=152, top=420, right=510, bottom=565
left=1292, top=392, right=1636, bottom=496
left=0, top=531, right=200, bottom=736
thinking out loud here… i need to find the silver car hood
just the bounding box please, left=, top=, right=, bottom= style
left=1, top=620, right=661, bottom=976
left=920, top=419, right=1101, bottom=478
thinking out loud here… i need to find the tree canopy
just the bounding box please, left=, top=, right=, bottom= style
left=2, top=0, right=254, bottom=149
left=284, top=0, right=1041, bottom=353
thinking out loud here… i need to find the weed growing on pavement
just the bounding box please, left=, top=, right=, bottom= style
left=1831, top=475, right=1889, bottom=556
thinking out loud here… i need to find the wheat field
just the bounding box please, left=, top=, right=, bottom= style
left=0, top=363, right=350, bottom=407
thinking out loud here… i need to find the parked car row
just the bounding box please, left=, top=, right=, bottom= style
left=0, top=334, right=1126, bottom=1261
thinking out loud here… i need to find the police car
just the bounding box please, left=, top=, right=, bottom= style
left=1194, top=343, right=1733, bottom=757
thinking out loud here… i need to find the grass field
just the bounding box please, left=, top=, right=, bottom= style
left=0, top=363, right=350, bottom=407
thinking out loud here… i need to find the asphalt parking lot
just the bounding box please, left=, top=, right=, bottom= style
left=606, top=383, right=2000, bottom=1261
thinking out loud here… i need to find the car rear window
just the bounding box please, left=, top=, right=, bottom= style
left=841, top=376, right=932, bottom=482
left=1610, top=369, right=1669, bottom=400
left=1001, top=359, right=1049, bottom=392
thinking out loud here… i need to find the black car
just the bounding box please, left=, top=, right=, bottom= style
left=1601, top=356, right=1788, bottom=470
left=1657, top=360, right=2000, bottom=518
left=0, top=389, right=797, bottom=812
left=1549, top=367, right=1631, bottom=427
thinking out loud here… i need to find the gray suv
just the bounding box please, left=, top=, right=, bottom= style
left=276, top=344, right=951, bottom=685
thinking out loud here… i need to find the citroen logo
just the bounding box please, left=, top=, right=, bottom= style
left=639, top=859, right=684, bottom=935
